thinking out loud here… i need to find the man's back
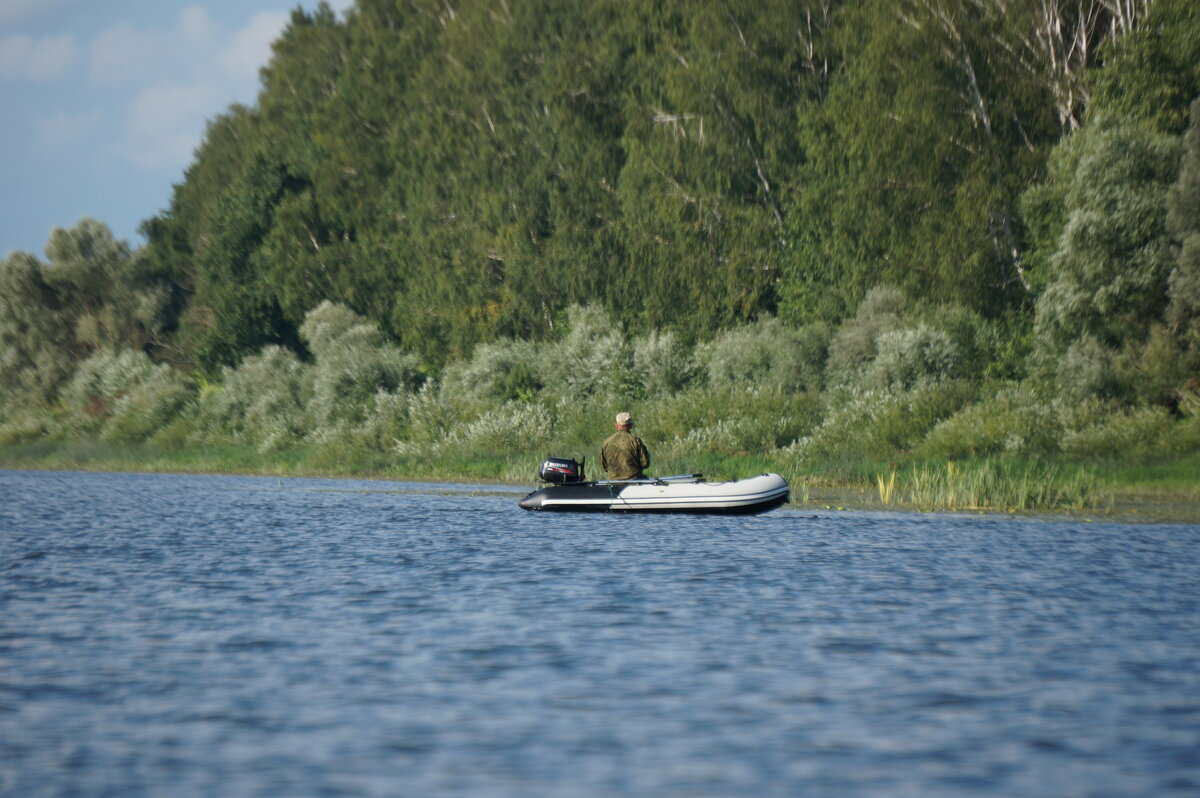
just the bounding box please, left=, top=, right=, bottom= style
left=601, top=429, right=650, bottom=480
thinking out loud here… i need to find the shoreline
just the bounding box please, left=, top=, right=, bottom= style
left=3, top=441, right=1197, bottom=525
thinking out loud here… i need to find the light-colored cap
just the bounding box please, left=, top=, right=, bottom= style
left=615, top=412, right=633, bottom=426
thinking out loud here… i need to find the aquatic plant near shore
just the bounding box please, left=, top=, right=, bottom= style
left=899, top=459, right=1099, bottom=512
left=877, top=469, right=897, bottom=505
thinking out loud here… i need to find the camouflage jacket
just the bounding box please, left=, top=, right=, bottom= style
left=600, top=430, right=650, bottom=480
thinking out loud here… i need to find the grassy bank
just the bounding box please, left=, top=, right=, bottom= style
left=3, top=441, right=1197, bottom=523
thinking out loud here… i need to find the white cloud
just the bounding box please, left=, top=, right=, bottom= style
left=89, top=22, right=170, bottom=85
left=89, top=6, right=216, bottom=86
left=94, top=6, right=289, bottom=172
left=121, top=81, right=217, bottom=170
left=219, top=10, right=288, bottom=85
left=177, top=4, right=215, bottom=42
left=0, top=33, right=77, bottom=81
left=31, top=109, right=101, bottom=152
left=94, top=3, right=341, bottom=174
left=89, top=22, right=159, bottom=85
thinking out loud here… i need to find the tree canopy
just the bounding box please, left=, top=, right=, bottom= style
left=2, top=0, right=1197, bottom=412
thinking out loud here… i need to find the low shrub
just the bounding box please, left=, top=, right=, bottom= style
left=100, top=367, right=192, bottom=444
left=194, top=345, right=310, bottom=452
left=350, top=389, right=412, bottom=450
left=1056, top=336, right=1119, bottom=400
left=919, top=383, right=1061, bottom=458
left=391, top=382, right=468, bottom=455
left=441, top=338, right=544, bottom=403
left=442, top=400, right=557, bottom=454
left=632, top=329, right=696, bottom=396
left=60, top=349, right=192, bottom=442
left=653, top=386, right=824, bottom=458
left=785, top=381, right=977, bottom=466
left=301, top=303, right=424, bottom=430
left=865, top=324, right=962, bottom=389
left=1060, top=405, right=1199, bottom=461
left=547, top=304, right=637, bottom=400
left=61, top=349, right=158, bottom=431
left=698, top=317, right=829, bottom=392
left=826, top=285, right=907, bottom=384
left=0, top=407, right=63, bottom=445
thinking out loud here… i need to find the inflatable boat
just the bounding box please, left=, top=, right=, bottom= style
left=518, top=457, right=789, bottom=515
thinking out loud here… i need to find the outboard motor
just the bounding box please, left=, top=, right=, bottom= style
left=539, top=456, right=585, bottom=484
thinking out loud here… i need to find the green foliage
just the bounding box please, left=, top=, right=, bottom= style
left=196, top=345, right=311, bottom=453
left=547, top=304, right=636, bottom=401
left=822, top=289, right=966, bottom=391
left=781, top=0, right=1059, bottom=323
left=7, top=1, right=1200, bottom=488
left=632, top=330, right=696, bottom=397
left=826, top=286, right=907, bottom=383
left=140, top=0, right=1158, bottom=367
left=0, top=407, right=63, bottom=446
left=433, top=400, right=557, bottom=458
left=1089, top=0, right=1200, bottom=135
left=0, top=220, right=172, bottom=401
left=1054, top=336, right=1120, bottom=401
left=299, top=301, right=423, bottom=433
left=649, top=385, right=824, bottom=458
left=866, top=325, right=962, bottom=390
left=1166, top=97, right=1200, bottom=375
left=441, top=338, right=545, bottom=403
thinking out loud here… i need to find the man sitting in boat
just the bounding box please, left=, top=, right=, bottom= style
left=601, top=412, right=651, bottom=480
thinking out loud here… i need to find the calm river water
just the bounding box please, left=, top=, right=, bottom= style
left=2, top=470, right=1198, bottom=797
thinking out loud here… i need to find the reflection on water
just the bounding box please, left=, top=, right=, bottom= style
left=2, top=470, right=1198, bottom=797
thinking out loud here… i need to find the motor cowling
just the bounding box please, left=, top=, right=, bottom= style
left=539, top=457, right=584, bottom=484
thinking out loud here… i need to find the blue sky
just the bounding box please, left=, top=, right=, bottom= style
left=1, top=0, right=354, bottom=259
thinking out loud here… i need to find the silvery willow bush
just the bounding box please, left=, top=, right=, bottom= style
left=632, top=330, right=696, bottom=397
left=300, top=302, right=424, bottom=433
left=1030, top=115, right=1182, bottom=359
left=697, top=316, right=829, bottom=392
left=547, top=305, right=637, bottom=400
left=826, top=286, right=907, bottom=387
left=440, top=338, right=544, bottom=404
left=194, top=345, right=310, bottom=452
left=918, top=382, right=1062, bottom=459
left=865, top=324, right=962, bottom=390
left=61, top=348, right=191, bottom=442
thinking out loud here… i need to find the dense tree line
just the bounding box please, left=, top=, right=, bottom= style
left=132, top=0, right=1200, bottom=369
left=2, top=0, right=1199, bottom=464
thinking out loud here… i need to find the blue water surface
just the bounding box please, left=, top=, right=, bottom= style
left=2, top=469, right=1198, bottom=797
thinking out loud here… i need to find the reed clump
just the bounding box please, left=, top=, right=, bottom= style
left=895, top=459, right=1099, bottom=512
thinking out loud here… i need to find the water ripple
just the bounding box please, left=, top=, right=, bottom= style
left=2, top=470, right=1198, bottom=797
